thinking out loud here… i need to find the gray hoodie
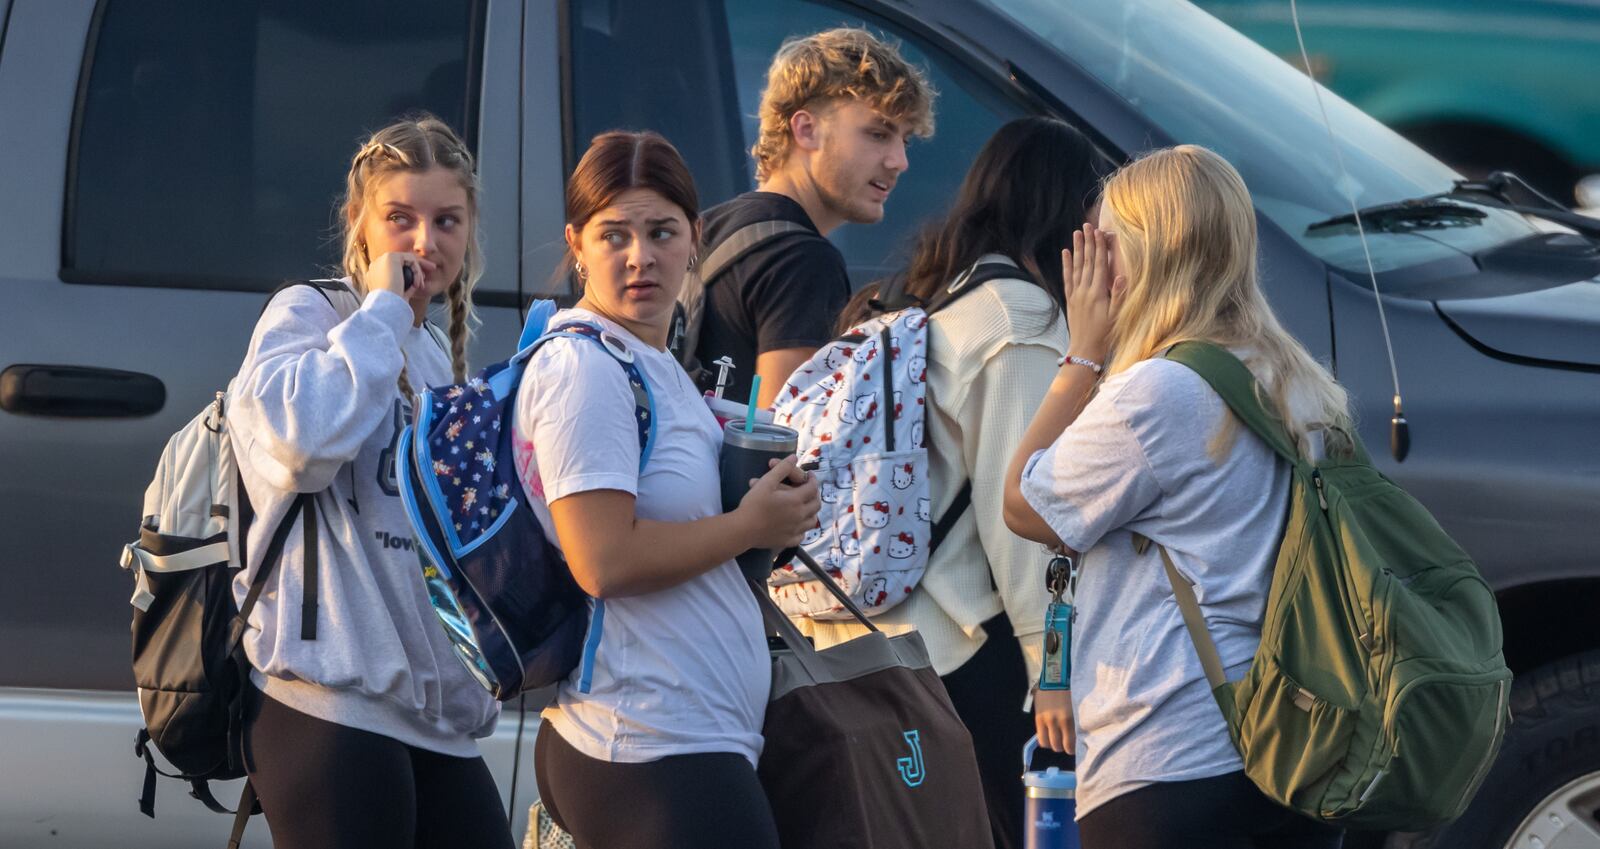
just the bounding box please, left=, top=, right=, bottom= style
left=229, top=280, right=498, bottom=756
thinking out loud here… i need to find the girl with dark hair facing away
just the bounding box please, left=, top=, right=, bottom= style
left=230, top=115, right=513, bottom=849
left=824, top=116, right=1113, bottom=849
left=517, top=131, right=820, bottom=849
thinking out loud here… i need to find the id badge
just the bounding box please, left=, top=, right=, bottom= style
left=1039, top=600, right=1072, bottom=691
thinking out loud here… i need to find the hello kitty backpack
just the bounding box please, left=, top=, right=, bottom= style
left=768, top=261, right=1028, bottom=619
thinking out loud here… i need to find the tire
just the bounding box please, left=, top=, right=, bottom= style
left=1387, top=649, right=1600, bottom=849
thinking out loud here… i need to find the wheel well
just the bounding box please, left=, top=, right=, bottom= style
left=1496, top=578, right=1600, bottom=675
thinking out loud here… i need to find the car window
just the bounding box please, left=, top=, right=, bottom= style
left=64, top=0, right=482, bottom=290
left=567, top=0, right=751, bottom=214
left=567, top=0, right=1022, bottom=285
left=723, top=0, right=1023, bottom=282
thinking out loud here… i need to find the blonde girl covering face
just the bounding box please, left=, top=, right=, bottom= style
left=1096, top=144, right=1351, bottom=457
left=1002, top=146, right=1348, bottom=849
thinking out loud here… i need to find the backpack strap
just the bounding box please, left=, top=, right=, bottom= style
left=424, top=322, right=451, bottom=358
left=260, top=278, right=352, bottom=316
left=1148, top=538, right=1228, bottom=690
left=865, top=260, right=1033, bottom=318
left=518, top=299, right=560, bottom=351
left=229, top=492, right=312, bottom=650
left=225, top=781, right=259, bottom=849
left=1161, top=342, right=1300, bottom=464
left=536, top=322, right=657, bottom=470
left=699, top=219, right=813, bottom=285
left=299, top=496, right=318, bottom=640
left=928, top=481, right=972, bottom=556
left=672, top=219, right=815, bottom=375
left=1143, top=344, right=1293, bottom=697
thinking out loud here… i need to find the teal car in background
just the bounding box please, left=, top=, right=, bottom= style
left=1199, top=0, right=1600, bottom=206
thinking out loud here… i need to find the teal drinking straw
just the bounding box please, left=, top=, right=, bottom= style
left=745, top=376, right=762, bottom=433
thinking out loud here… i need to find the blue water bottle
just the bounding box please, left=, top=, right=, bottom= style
left=1022, top=735, right=1079, bottom=849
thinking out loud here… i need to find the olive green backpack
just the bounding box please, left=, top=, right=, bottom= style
left=1149, top=342, right=1512, bottom=831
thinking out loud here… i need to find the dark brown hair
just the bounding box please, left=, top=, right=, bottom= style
left=838, top=117, right=1113, bottom=330
left=567, top=131, right=700, bottom=229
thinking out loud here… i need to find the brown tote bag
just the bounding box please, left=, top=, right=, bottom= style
left=752, top=550, right=994, bottom=849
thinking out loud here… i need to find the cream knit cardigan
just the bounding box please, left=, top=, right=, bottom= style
left=798, top=256, right=1069, bottom=691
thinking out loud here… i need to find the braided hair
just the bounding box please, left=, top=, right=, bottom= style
left=337, top=114, right=481, bottom=402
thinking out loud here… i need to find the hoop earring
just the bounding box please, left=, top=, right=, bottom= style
left=687, top=254, right=698, bottom=271
left=574, top=260, right=589, bottom=281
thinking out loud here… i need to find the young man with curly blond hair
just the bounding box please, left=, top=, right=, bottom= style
left=691, top=27, right=935, bottom=407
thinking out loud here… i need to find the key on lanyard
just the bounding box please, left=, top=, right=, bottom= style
left=1039, top=555, right=1075, bottom=691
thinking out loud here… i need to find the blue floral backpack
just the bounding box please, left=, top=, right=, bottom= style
left=397, top=302, right=655, bottom=699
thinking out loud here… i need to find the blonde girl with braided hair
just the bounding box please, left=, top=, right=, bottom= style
left=228, top=114, right=513, bottom=849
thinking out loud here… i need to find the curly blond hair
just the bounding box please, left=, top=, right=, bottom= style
left=751, top=28, right=936, bottom=181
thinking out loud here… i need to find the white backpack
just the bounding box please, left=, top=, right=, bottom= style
left=767, top=261, right=1024, bottom=619
left=120, top=280, right=360, bottom=608
left=118, top=279, right=362, bottom=828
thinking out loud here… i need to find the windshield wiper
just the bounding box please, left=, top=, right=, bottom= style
left=1306, top=199, right=1485, bottom=235
left=1446, top=171, right=1600, bottom=239
left=1306, top=171, right=1600, bottom=239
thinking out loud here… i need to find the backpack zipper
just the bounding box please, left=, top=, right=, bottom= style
left=1450, top=677, right=1509, bottom=814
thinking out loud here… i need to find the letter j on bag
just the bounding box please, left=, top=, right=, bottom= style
left=897, top=729, right=926, bottom=787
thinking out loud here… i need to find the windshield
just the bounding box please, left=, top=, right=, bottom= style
left=988, top=0, right=1542, bottom=273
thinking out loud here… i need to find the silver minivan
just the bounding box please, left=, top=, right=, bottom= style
left=3, top=1, right=1597, bottom=847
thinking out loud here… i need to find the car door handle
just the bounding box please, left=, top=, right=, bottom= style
left=0, top=364, right=166, bottom=417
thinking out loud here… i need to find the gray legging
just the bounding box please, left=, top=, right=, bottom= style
left=534, top=720, right=781, bottom=849
left=243, top=690, right=515, bottom=849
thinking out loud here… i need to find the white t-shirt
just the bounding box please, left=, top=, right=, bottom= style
left=1020, top=357, right=1290, bottom=817
left=511, top=308, right=769, bottom=766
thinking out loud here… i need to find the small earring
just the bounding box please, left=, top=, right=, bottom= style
left=574, top=260, right=588, bottom=281
left=687, top=254, right=698, bottom=271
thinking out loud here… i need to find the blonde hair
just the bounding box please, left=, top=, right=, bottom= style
left=339, top=114, right=480, bottom=397
left=751, top=27, right=936, bottom=182
left=1100, top=145, right=1353, bottom=460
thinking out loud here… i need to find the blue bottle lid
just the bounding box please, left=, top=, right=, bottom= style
left=1023, top=766, right=1078, bottom=799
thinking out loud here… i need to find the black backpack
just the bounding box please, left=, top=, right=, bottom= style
left=120, top=281, right=349, bottom=845
left=671, top=218, right=814, bottom=388
left=123, top=411, right=316, bottom=845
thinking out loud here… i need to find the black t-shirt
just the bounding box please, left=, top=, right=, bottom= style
left=695, top=192, right=852, bottom=402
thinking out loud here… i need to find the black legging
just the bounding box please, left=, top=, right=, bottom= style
left=243, top=690, right=514, bottom=849
left=1077, top=771, right=1344, bottom=849
left=942, top=611, right=1072, bottom=849
left=534, top=720, right=781, bottom=849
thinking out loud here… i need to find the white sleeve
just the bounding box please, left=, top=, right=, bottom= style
left=513, top=337, right=641, bottom=503
left=230, top=287, right=415, bottom=493
left=957, top=341, right=1062, bottom=683
left=1019, top=368, right=1166, bottom=555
